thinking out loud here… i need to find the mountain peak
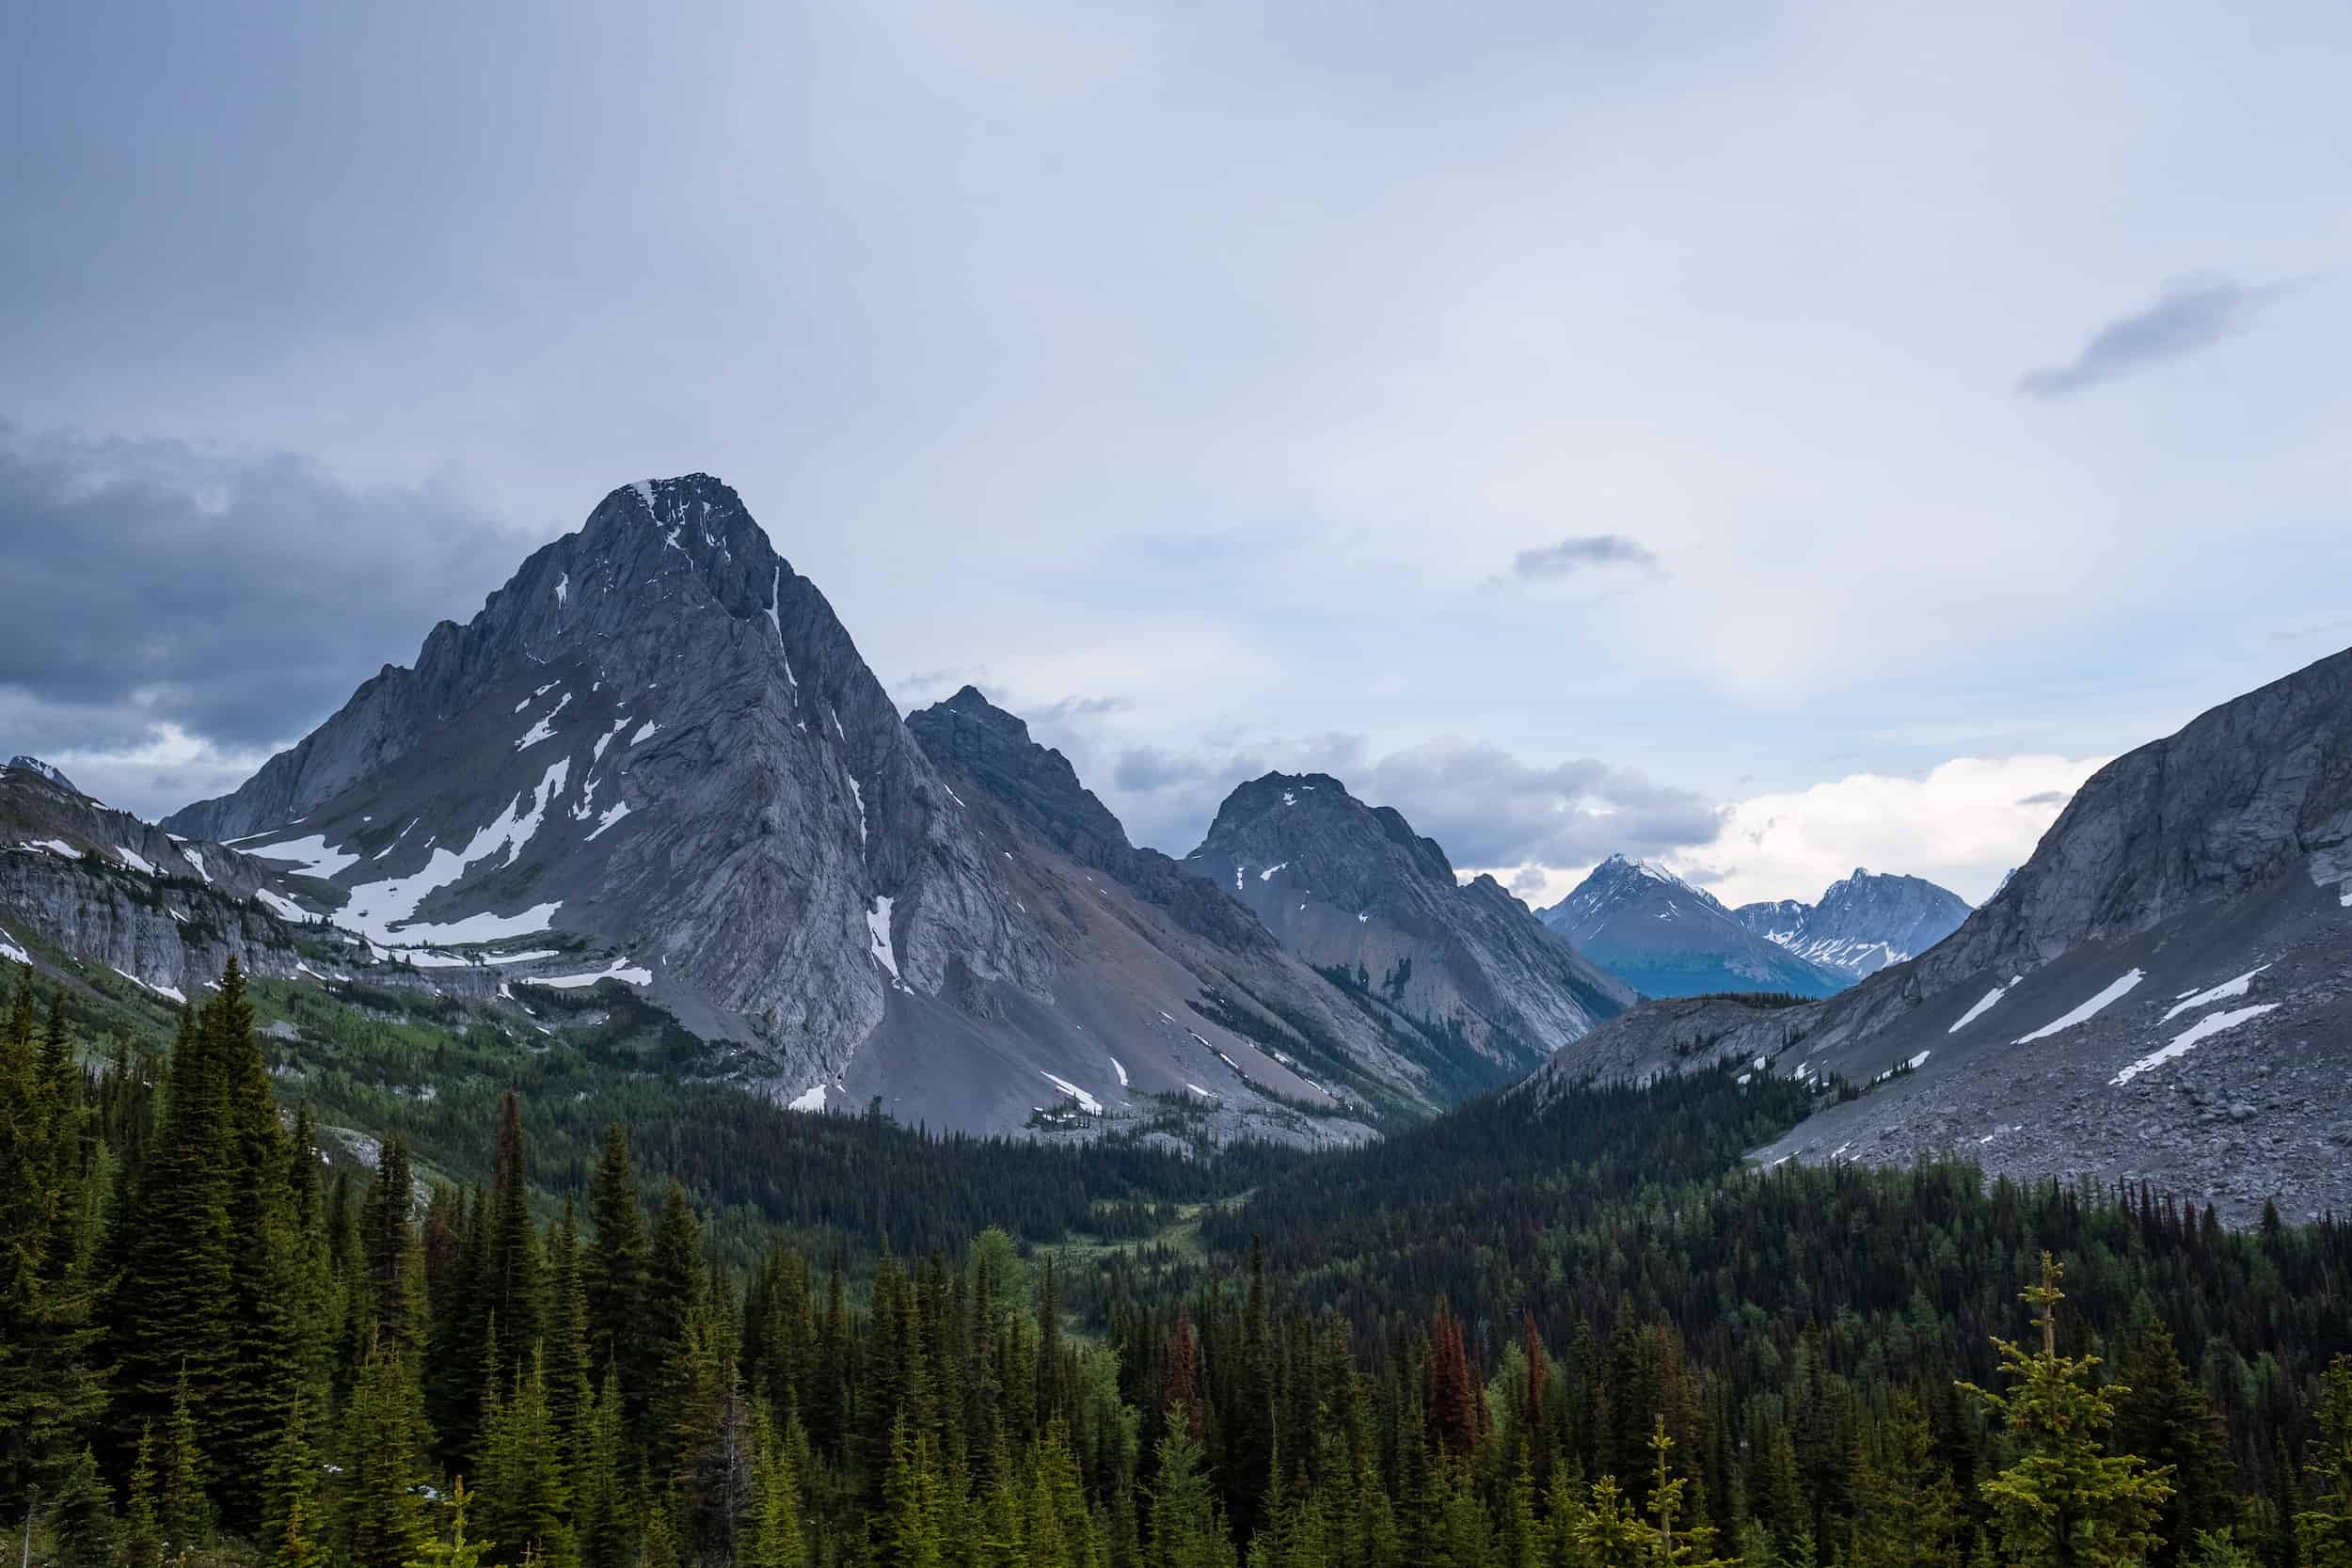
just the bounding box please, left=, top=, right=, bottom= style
left=1185, top=773, right=1631, bottom=1069
left=1729, top=867, right=1969, bottom=982
left=1544, top=854, right=1845, bottom=1000
left=6, top=755, right=85, bottom=798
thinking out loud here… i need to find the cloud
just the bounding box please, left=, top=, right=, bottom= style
left=2016, top=278, right=2291, bottom=400
left=1032, top=694, right=1132, bottom=723
left=1111, top=745, right=1214, bottom=794
left=1674, top=754, right=2104, bottom=907
left=1505, top=534, right=1662, bottom=582
left=1091, top=726, right=1712, bottom=875
left=1355, top=738, right=1717, bottom=869
left=0, top=422, right=519, bottom=817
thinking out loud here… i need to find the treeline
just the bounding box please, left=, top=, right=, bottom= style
left=5, top=965, right=2352, bottom=1567
left=257, top=975, right=1305, bottom=1263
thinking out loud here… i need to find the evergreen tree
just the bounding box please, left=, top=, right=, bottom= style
left=0, top=983, right=105, bottom=1511
left=1960, top=1254, right=2173, bottom=1568
left=214, top=962, right=307, bottom=1525
left=2298, top=1355, right=2352, bottom=1568
left=1851, top=1394, right=1961, bottom=1568
left=2113, top=1319, right=2233, bottom=1568
left=746, top=1419, right=806, bottom=1568
left=108, top=1001, right=235, bottom=1459
left=159, top=1366, right=214, bottom=1557
left=476, top=1349, right=575, bottom=1566
left=583, top=1122, right=648, bottom=1386
left=484, top=1092, right=544, bottom=1374
left=360, top=1133, right=427, bottom=1355
left=342, top=1335, right=432, bottom=1568
left=120, top=1425, right=163, bottom=1568
left=405, top=1475, right=493, bottom=1568
left=263, top=1388, right=327, bottom=1568
left=1152, top=1407, right=1236, bottom=1568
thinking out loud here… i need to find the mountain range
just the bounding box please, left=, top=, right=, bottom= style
left=4, top=475, right=1637, bottom=1140
left=1528, top=644, right=2352, bottom=1222
left=1730, top=869, right=1972, bottom=981
left=13, top=468, right=2340, bottom=1222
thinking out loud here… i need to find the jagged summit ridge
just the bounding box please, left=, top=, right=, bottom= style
left=7, top=755, right=89, bottom=800
left=1184, top=770, right=1631, bottom=1081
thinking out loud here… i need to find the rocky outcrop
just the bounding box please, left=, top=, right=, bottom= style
left=1181, top=773, right=1632, bottom=1085
left=1541, top=855, right=1847, bottom=999
left=1731, top=869, right=1971, bottom=981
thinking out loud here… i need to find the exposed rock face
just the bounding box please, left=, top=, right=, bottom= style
left=1539, top=647, right=2352, bottom=1224
left=1732, top=869, right=1971, bottom=981
left=906, top=688, right=1272, bottom=955
left=907, top=689, right=1427, bottom=1130
left=0, top=755, right=378, bottom=999
left=1182, top=773, right=1632, bottom=1087
left=159, top=477, right=1066, bottom=1109
left=1541, top=855, right=1846, bottom=999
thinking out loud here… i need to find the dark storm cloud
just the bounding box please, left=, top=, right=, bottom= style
left=2016, top=278, right=2291, bottom=400
left=1507, top=534, right=1661, bottom=581
left=0, top=421, right=519, bottom=758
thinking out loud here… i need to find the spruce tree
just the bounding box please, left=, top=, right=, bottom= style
left=1851, top=1395, right=1961, bottom=1568
left=1959, top=1254, right=2173, bottom=1568
left=215, top=961, right=306, bottom=1525
left=405, top=1474, right=493, bottom=1568
left=2113, top=1319, right=2233, bottom=1568
left=746, top=1418, right=807, bottom=1568
left=120, top=1425, right=163, bottom=1568
left=341, top=1334, right=432, bottom=1568
left=484, top=1092, right=544, bottom=1373
left=107, top=1000, right=235, bottom=1459
left=360, top=1133, right=427, bottom=1354
left=2298, top=1355, right=2352, bottom=1568
left=583, top=1122, right=648, bottom=1387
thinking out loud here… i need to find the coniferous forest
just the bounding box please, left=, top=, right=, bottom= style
left=4, top=964, right=2350, bottom=1568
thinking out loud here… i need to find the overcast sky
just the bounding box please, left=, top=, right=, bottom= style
left=5, top=0, right=2348, bottom=908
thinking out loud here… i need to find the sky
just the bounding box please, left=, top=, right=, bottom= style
left=4, top=0, right=2348, bottom=910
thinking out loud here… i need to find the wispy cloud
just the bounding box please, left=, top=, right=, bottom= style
left=2017, top=277, right=2293, bottom=400
left=1500, top=534, right=1662, bottom=585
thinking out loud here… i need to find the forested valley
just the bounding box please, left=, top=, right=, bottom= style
left=3, top=964, right=2348, bottom=1568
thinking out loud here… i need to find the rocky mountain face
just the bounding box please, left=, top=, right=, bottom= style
left=1731, top=869, right=1971, bottom=981
left=1, top=754, right=380, bottom=1001
left=159, top=477, right=1081, bottom=1119
left=1534, top=647, right=2352, bottom=1224
left=1540, top=855, right=1847, bottom=1000
left=903, top=689, right=1428, bottom=1129
left=34, top=476, right=1471, bottom=1142
left=1182, top=773, right=1633, bottom=1090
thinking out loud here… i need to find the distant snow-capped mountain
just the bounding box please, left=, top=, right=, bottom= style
left=1732, top=869, right=1970, bottom=981
left=1539, top=855, right=1847, bottom=1000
